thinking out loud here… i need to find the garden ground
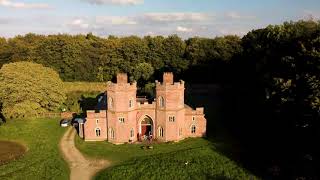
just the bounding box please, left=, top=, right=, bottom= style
left=75, top=136, right=258, bottom=180
left=0, top=118, right=69, bottom=180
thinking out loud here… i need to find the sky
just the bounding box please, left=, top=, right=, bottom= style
left=0, top=0, right=319, bottom=38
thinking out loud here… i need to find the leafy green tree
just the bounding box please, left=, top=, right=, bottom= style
left=0, top=61, right=66, bottom=118
left=131, top=62, right=154, bottom=82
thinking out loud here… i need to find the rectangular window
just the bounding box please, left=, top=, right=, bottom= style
left=96, top=119, right=99, bottom=124
left=192, top=116, right=196, bottom=121
left=169, top=116, right=175, bottom=122
left=118, top=117, right=125, bottom=123
left=179, top=128, right=182, bottom=136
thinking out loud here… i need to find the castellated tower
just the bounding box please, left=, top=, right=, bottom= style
left=106, top=73, right=137, bottom=143
left=155, top=72, right=185, bottom=141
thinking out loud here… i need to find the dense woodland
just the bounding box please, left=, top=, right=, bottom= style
left=0, top=20, right=320, bottom=179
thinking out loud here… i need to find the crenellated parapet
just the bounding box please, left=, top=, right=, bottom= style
left=86, top=110, right=107, bottom=118
left=155, top=79, right=185, bottom=91
left=155, top=72, right=185, bottom=90
left=137, top=101, right=156, bottom=109
left=106, top=81, right=137, bottom=92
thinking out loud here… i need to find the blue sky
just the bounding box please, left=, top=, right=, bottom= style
left=0, top=0, right=319, bottom=38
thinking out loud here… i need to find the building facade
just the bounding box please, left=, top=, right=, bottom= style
left=83, top=72, right=206, bottom=143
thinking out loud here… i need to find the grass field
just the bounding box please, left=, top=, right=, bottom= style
left=75, top=137, right=258, bottom=180
left=0, top=119, right=69, bottom=180
left=63, top=82, right=106, bottom=93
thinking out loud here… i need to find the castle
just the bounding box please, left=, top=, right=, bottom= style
left=81, top=72, right=206, bottom=143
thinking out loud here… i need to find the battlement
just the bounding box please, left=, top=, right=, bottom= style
left=117, top=73, right=128, bottom=84
left=163, top=72, right=173, bottom=84
left=155, top=79, right=185, bottom=90
left=196, top=107, right=204, bottom=114
left=137, top=101, right=156, bottom=109
left=106, top=80, right=137, bottom=92
left=86, top=110, right=107, bottom=118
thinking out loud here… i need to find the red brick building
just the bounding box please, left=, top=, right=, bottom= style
left=83, top=72, right=206, bottom=143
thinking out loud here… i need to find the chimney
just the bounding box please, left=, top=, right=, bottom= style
left=163, top=72, right=173, bottom=84
left=117, top=73, right=128, bottom=84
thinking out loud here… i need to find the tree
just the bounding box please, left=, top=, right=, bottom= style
left=0, top=62, right=66, bottom=119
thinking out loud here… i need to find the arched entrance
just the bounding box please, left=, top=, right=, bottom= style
left=139, top=115, right=153, bottom=141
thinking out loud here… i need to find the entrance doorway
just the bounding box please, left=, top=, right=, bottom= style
left=139, top=116, right=153, bottom=141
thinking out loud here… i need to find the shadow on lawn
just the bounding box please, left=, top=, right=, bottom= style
left=185, top=81, right=319, bottom=180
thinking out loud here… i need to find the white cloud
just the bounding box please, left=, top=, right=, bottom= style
left=143, top=12, right=210, bottom=22
left=302, top=10, right=320, bottom=20
left=0, top=0, right=50, bottom=9
left=69, top=19, right=89, bottom=29
left=176, top=26, right=192, bottom=32
left=225, top=12, right=255, bottom=20
left=96, top=16, right=137, bottom=25
left=82, top=0, right=143, bottom=5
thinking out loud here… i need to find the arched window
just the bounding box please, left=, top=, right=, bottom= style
left=95, top=128, right=101, bottom=137
left=129, top=99, right=133, bottom=108
left=109, top=128, right=115, bottom=139
left=109, top=97, right=113, bottom=109
left=159, top=96, right=165, bottom=108
left=130, top=128, right=134, bottom=138
left=191, top=125, right=196, bottom=134
left=158, top=127, right=164, bottom=137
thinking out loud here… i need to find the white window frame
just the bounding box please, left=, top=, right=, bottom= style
left=191, top=125, right=196, bottom=134
left=179, top=128, right=182, bottom=136
left=109, top=128, right=115, bottom=139
left=159, top=96, right=165, bottom=108
left=192, top=116, right=196, bottom=121
left=169, top=115, right=175, bottom=122
left=96, top=119, right=99, bottom=124
left=109, top=97, right=113, bottom=109
left=95, top=128, right=101, bottom=137
left=158, top=127, right=164, bottom=137
left=130, top=128, right=134, bottom=138
left=118, top=117, right=125, bottom=123
left=129, top=98, right=134, bottom=108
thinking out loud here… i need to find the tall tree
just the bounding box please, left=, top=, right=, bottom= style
left=0, top=61, right=66, bottom=119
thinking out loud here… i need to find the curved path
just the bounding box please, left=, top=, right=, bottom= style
left=59, top=127, right=110, bottom=180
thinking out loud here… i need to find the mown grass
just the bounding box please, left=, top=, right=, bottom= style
left=63, top=82, right=106, bottom=93
left=0, top=118, right=69, bottom=180
left=75, top=137, right=258, bottom=180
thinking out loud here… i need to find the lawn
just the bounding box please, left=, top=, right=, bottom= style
left=0, top=118, right=69, bottom=180
left=75, top=137, right=258, bottom=180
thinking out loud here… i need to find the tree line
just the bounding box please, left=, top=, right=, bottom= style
left=0, top=19, right=319, bottom=178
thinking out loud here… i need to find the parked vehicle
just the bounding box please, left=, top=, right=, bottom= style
left=60, top=119, right=70, bottom=127
left=71, top=118, right=84, bottom=126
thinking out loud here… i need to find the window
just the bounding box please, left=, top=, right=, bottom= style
left=159, top=96, right=165, bottom=108
left=191, top=125, right=196, bottom=134
left=96, top=119, right=99, bottom=124
left=95, top=128, right=101, bottom=137
left=130, top=128, right=134, bottom=138
left=158, top=127, right=164, bottom=137
left=129, top=99, right=133, bottom=108
left=179, top=128, right=182, bottom=136
left=169, top=116, right=175, bottom=122
left=109, top=128, right=115, bottom=139
left=192, top=116, right=196, bottom=121
left=109, top=97, right=113, bottom=109
left=118, top=117, right=125, bottom=123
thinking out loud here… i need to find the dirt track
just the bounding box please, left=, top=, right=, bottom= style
left=59, top=127, right=110, bottom=180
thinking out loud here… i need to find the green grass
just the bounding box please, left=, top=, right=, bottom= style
left=63, top=82, right=106, bottom=93
left=75, top=137, right=258, bottom=180
left=0, top=118, right=69, bottom=180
